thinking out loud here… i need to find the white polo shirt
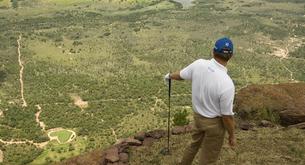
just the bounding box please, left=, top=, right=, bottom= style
left=180, top=58, right=235, bottom=118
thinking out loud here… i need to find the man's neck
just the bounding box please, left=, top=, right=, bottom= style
left=214, top=57, right=227, bottom=67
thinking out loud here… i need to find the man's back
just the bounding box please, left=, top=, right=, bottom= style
left=180, top=58, right=235, bottom=118
left=165, top=37, right=236, bottom=165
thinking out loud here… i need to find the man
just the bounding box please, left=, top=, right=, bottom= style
left=164, top=37, right=236, bottom=165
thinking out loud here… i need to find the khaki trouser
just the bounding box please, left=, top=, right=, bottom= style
left=179, top=113, right=225, bottom=165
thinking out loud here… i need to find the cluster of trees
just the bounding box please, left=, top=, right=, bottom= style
left=0, top=105, right=48, bottom=142
left=291, top=45, right=305, bottom=59
left=0, top=143, right=43, bottom=165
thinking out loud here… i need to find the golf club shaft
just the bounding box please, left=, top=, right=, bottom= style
left=168, top=78, right=171, bottom=152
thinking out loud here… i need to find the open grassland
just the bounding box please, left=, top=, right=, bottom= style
left=0, top=0, right=305, bottom=164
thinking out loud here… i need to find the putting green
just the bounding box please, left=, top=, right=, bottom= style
left=49, top=130, right=73, bottom=143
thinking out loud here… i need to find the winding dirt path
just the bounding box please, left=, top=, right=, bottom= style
left=0, top=138, right=48, bottom=148
left=35, top=105, right=46, bottom=131
left=111, top=128, right=118, bottom=142
left=0, top=36, right=77, bottom=160
left=17, top=35, right=27, bottom=107
left=280, top=42, right=296, bottom=81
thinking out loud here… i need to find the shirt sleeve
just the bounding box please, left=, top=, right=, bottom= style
left=180, top=60, right=198, bottom=80
left=220, top=86, right=235, bottom=116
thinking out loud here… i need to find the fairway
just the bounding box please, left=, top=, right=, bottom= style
left=49, top=130, right=73, bottom=144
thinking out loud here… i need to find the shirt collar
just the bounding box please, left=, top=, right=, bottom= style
left=211, top=58, right=228, bottom=73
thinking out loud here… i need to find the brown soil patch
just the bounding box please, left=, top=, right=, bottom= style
left=35, top=105, right=46, bottom=131
left=70, top=94, right=89, bottom=110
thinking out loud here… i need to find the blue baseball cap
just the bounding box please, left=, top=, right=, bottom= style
left=213, top=37, right=234, bottom=55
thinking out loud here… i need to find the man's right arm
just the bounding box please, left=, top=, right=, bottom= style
left=220, top=86, right=236, bottom=148
left=222, top=115, right=236, bottom=147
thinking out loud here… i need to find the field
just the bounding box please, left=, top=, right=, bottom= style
left=0, top=0, right=305, bottom=164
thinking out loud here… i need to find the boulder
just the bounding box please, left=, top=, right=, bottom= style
left=106, top=163, right=118, bottom=165
left=115, top=143, right=129, bottom=153
left=184, top=124, right=193, bottom=133
left=259, top=120, right=274, bottom=127
left=118, top=162, right=128, bottom=165
left=172, top=126, right=185, bottom=135
left=143, top=137, right=156, bottom=146
left=145, top=129, right=167, bottom=139
left=134, top=132, right=145, bottom=141
left=122, top=138, right=142, bottom=146
left=287, top=122, right=305, bottom=129
left=100, top=154, right=107, bottom=165
left=105, top=147, right=119, bottom=163
left=279, top=110, right=305, bottom=126
left=119, top=153, right=129, bottom=163
left=235, top=83, right=305, bottom=127
left=239, top=121, right=254, bottom=131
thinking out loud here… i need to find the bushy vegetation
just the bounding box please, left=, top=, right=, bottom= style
left=0, top=143, right=43, bottom=165
left=0, top=105, right=48, bottom=142
left=173, top=109, right=190, bottom=126
left=291, top=45, right=305, bottom=59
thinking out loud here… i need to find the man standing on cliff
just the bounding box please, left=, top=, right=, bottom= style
left=164, top=37, right=236, bottom=165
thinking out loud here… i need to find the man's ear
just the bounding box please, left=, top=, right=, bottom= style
left=212, top=50, right=215, bottom=58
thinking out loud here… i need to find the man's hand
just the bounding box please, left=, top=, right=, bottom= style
left=164, top=73, right=171, bottom=84
left=222, top=115, right=236, bottom=149
left=228, top=135, right=236, bottom=148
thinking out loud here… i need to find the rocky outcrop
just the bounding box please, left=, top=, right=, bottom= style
left=235, top=83, right=305, bottom=126
left=59, top=124, right=193, bottom=165
left=258, top=120, right=274, bottom=127
left=239, top=121, right=255, bottom=130
left=287, top=122, right=305, bottom=129
left=172, top=124, right=193, bottom=135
